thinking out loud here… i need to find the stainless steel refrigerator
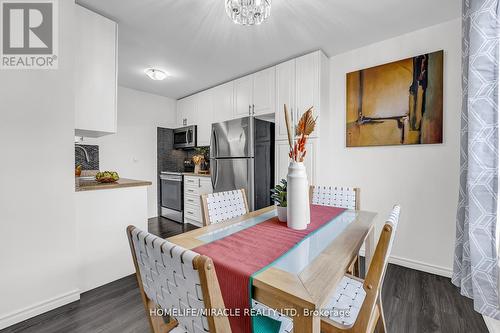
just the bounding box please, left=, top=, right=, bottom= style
left=210, top=116, right=274, bottom=211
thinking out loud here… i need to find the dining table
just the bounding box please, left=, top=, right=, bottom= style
left=168, top=205, right=377, bottom=333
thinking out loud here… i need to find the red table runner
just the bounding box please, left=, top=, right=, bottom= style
left=194, top=205, right=346, bottom=333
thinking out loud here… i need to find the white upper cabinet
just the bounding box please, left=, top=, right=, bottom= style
left=275, top=51, right=328, bottom=140
left=177, top=95, right=196, bottom=127
left=177, top=92, right=213, bottom=147
left=212, top=82, right=234, bottom=123
left=295, top=52, right=320, bottom=123
left=275, top=59, right=296, bottom=140
left=196, top=90, right=213, bottom=147
left=174, top=50, right=327, bottom=148
left=253, top=67, right=276, bottom=116
left=75, top=5, right=117, bottom=138
left=234, top=67, right=276, bottom=118
left=234, top=74, right=254, bottom=118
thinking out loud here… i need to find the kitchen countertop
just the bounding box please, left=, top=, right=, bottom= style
left=182, top=172, right=211, bottom=178
left=75, top=178, right=152, bottom=192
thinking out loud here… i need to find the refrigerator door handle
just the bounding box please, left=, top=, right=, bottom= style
left=211, top=159, right=218, bottom=190
left=210, top=127, right=218, bottom=158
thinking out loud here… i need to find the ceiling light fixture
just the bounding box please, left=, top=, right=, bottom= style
left=225, top=0, right=271, bottom=26
left=144, top=68, right=167, bottom=81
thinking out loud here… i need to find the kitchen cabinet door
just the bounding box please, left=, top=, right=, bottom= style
left=234, top=74, right=253, bottom=118
left=275, top=139, right=316, bottom=185
left=295, top=52, right=320, bottom=129
left=212, top=82, right=234, bottom=123
left=253, top=67, right=276, bottom=116
left=275, top=60, right=295, bottom=140
left=75, top=5, right=117, bottom=137
left=177, top=95, right=196, bottom=127
left=195, top=90, right=213, bottom=147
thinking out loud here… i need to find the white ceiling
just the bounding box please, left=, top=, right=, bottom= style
left=77, top=0, right=460, bottom=100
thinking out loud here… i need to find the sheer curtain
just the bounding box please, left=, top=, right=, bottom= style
left=453, top=0, right=500, bottom=319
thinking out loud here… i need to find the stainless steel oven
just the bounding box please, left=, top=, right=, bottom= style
left=160, top=172, right=183, bottom=223
left=173, top=125, right=197, bottom=149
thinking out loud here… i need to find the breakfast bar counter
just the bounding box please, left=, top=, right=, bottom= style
left=75, top=178, right=152, bottom=192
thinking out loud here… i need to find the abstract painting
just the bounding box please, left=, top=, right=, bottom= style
left=346, top=50, right=443, bottom=147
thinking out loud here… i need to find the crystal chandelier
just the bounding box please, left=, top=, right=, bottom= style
left=225, top=0, right=272, bottom=26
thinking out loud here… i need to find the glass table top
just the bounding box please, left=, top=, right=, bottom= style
left=196, top=208, right=360, bottom=275
left=196, top=210, right=276, bottom=243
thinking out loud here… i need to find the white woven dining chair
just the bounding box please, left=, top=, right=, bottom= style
left=201, top=189, right=249, bottom=226
left=321, top=205, right=401, bottom=333
left=126, top=226, right=231, bottom=333
left=310, top=185, right=361, bottom=276
left=310, top=185, right=360, bottom=210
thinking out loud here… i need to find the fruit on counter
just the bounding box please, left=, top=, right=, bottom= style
left=75, top=165, right=82, bottom=177
left=95, top=171, right=120, bottom=182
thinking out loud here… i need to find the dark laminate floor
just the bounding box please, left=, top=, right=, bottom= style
left=1, top=217, right=488, bottom=333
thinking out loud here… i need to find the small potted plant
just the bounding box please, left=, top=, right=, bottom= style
left=271, top=179, right=287, bottom=222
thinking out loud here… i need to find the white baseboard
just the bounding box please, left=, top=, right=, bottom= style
left=0, top=289, right=80, bottom=330
left=483, top=315, right=500, bottom=333
left=359, top=249, right=453, bottom=278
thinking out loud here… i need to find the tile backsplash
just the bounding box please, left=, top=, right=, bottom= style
left=75, top=144, right=99, bottom=170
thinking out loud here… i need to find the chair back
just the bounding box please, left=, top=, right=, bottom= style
left=310, top=185, right=360, bottom=210
left=201, top=189, right=249, bottom=226
left=365, top=205, right=401, bottom=295
left=342, top=205, right=400, bottom=333
left=127, top=226, right=230, bottom=333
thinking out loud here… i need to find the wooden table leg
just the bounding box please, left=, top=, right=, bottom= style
left=292, top=309, right=320, bottom=333
left=365, top=226, right=375, bottom=274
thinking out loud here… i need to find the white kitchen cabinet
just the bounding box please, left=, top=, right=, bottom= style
left=295, top=52, right=320, bottom=122
left=275, top=59, right=296, bottom=140
left=275, top=51, right=329, bottom=140
left=234, top=74, right=254, bottom=118
left=196, top=90, right=213, bottom=146
left=75, top=5, right=117, bottom=138
left=177, top=95, right=196, bottom=127
left=275, top=139, right=317, bottom=186
left=177, top=92, right=213, bottom=146
left=184, top=175, right=213, bottom=227
left=212, top=82, right=234, bottom=123
left=234, top=67, right=276, bottom=118
left=253, top=67, right=276, bottom=116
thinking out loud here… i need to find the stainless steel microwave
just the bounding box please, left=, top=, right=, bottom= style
left=173, top=125, right=197, bottom=149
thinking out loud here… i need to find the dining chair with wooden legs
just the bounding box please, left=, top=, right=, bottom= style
left=200, top=189, right=249, bottom=226
left=310, top=185, right=362, bottom=276
left=320, top=205, right=401, bottom=333
left=126, top=226, right=231, bottom=333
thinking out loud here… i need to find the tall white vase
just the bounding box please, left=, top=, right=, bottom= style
left=287, top=161, right=310, bottom=230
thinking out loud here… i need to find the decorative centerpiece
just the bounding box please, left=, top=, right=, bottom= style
left=284, top=105, right=316, bottom=230
left=193, top=147, right=210, bottom=174
left=271, top=179, right=287, bottom=222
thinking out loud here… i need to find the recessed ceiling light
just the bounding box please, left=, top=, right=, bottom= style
left=145, top=68, right=168, bottom=81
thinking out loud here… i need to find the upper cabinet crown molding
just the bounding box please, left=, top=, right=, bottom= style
left=75, top=5, right=118, bottom=138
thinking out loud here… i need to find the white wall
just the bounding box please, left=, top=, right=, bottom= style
left=84, top=86, right=177, bottom=218
left=319, top=19, right=461, bottom=276
left=0, top=1, right=79, bottom=329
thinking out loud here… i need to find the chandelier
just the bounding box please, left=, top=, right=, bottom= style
left=225, top=0, right=272, bottom=26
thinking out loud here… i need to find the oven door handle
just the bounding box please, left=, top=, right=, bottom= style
left=160, top=176, right=182, bottom=182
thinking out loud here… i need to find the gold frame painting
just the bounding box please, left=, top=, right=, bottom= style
left=346, top=50, right=444, bottom=147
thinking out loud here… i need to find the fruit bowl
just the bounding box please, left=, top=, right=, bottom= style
left=95, top=171, right=120, bottom=183
left=96, top=177, right=117, bottom=183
